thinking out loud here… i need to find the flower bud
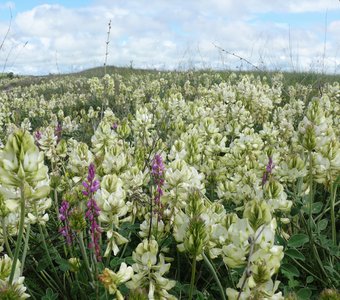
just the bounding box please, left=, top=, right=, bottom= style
left=0, top=129, right=49, bottom=188
left=243, top=200, right=272, bottom=230
left=117, top=119, right=131, bottom=139
left=68, top=258, right=81, bottom=272
left=56, top=139, right=68, bottom=157
left=69, top=208, right=86, bottom=232
left=184, top=217, right=208, bottom=257
left=263, top=180, right=283, bottom=199
left=319, top=289, right=340, bottom=300
left=301, top=124, right=316, bottom=151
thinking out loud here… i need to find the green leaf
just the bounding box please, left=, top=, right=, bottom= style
left=55, top=257, right=70, bottom=272
left=306, top=276, right=314, bottom=284
left=110, top=257, right=124, bottom=268
left=317, top=219, right=328, bottom=231
left=37, top=258, right=50, bottom=272
left=311, top=202, right=323, bottom=214
left=285, top=248, right=305, bottom=261
left=275, top=234, right=286, bottom=247
left=287, top=278, right=300, bottom=288
left=296, top=287, right=312, bottom=299
left=124, top=256, right=135, bottom=265
left=42, top=288, right=59, bottom=300
left=290, top=207, right=300, bottom=216
left=281, top=263, right=300, bottom=277
left=288, top=234, right=309, bottom=248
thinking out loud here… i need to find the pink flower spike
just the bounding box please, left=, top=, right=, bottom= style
left=82, top=163, right=102, bottom=261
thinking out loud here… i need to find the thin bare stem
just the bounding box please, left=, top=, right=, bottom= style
left=237, top=226, right=265, bottom=300
left=0, top=7, right=12, bottom=52
left=104, top=20, right=112, bottom=75
left=9, top=183, right=26, bottom=284
left=1, top=217, right=13, bottom=258
left=213, top=43, right=262, bottom=72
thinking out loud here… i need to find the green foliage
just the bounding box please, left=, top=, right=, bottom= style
left=42, top=288, right=59, bottom=300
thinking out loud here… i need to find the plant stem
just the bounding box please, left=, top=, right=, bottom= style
left=20, top=223, right=31, bottom=274
left=300, top=211, right=331, bottom=284
left=202, top=253, right=226, bottom=300
left=54, top=188, right=60, bottom=220
left=32, top=256, right=63, bottom=295
left=78, top=232, right=95, bottom=284
left=315, top=200, right=340, bottom=221
left=291, top=258, right=327, bottom=285
left=38, top=223, right=65, bottom=292
left=148, top=193, right=153, bottom=241
left=330, top=183, right=337, bottom=246
left=188, top=255, right=197, bottom=300
left=2, top=217, right=13, bottom=258
left=306, top=152, right=332, bottom=283
left=176, top=251, right=181, bottom=281
left=308, top=151, right=314, bottom=230
left=9, top=183, right=26, bottom=284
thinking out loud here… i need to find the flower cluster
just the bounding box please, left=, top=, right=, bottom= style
left=126, top=239, right=176, bottom=299
left=151, top=154, right=165, bottom=220
left=99, top=263, right=133, bottom=299
left=0, top=255, right=29, bottom=299
left=59, top=200, right=73, bottom=245
left=82, top=163, right=101, bottom=261
left=1, top=71, right=338, bottom=298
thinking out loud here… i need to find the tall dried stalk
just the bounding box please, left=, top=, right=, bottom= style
left=104, top=20, right=112, bottom=75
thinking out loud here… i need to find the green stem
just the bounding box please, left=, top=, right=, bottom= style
left=9, top=184, right=26, bottom=284
left=54, top=188, right=60, bottom=219
left=148, top=188, right=153, bottom=241
left=20, top=223, right=31, bottom=274
left=291, top=258, right=328, bottom=286
left=75, top=273, right=87, bottom=299
left=202, top=253, right=226, bottom=300
left=78, top=232, right=94, bottom=284
left=300, top=212, right=331, bottom=284
left=176, top=251, right=181, bottom=281
left=306, top=152, right=332, bottom=283
left=90, top=248, right=99, bottom=296
left=308, top=151, right=314, bottom=230
left=38, top=223, right=65, bottom=291
left=330, top=183, right=337, bottom=246
left=37, top=271, right=61, bottom=294
left=119, top=216, right=135, bottom=259
left=111, top=216, right=136, bottom=271
left=188, top=255, right=197, bottom=300
left=315, top=200, right=340, bottom=221
left=2, top=217, right=13, bottom=258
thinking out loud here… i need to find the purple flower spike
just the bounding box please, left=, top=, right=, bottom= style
left=34, top=130, right=42, bottom=141
left=83, top=163, right=100, bottom=195
left=55, top=122, right=62, bottom=143
left=87, top=163, right=96, bottom=182
left=59, top=200, right=73, bottom=245
left=262, top=156, right=275, bottom=186
left=266, top=157, right=274, bottom=173
left=85, top=198, right=102, bottom=261
left=82, top=163, right=102, bottom=261
left=151, top=154, right=165, bottom=217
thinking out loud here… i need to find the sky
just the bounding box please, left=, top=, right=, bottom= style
left=0, top=0, right=340, bottom=75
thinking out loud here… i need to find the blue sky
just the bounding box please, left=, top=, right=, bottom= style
left=1, top=0, right=340, bottom=75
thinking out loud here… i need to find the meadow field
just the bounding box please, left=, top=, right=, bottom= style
left=0, top=68, right=339, bottom=299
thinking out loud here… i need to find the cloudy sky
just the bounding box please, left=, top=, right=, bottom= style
left=0, top=0, right=340, bottom=75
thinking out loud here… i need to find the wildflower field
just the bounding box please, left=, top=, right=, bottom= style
left=0, top=69, right=339, bottom=299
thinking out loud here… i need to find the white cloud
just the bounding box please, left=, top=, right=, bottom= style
left=0, top=0, right=339, bottom=74
left=0, top=2, right=15, bottom=10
